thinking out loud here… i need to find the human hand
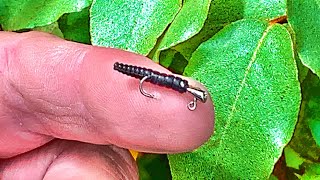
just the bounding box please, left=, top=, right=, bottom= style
left=0, top=31, right=214, bottom=179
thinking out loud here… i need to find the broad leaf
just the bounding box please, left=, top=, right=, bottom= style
left=169, top=19, right=301, bottom=179
left=287, top=0, right=320, bottom=78
left=154, top=0, right=211, bottom=62
left=173, top=0, right=287, bottom=60
left=90, top=0, right=180, bottom=55
left=58, top=7, right=91, bottom=44
left=0, top=0, right=92, bottom=31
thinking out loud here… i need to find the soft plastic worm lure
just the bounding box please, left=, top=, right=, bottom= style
left=113, top=62, right=208, bottom=111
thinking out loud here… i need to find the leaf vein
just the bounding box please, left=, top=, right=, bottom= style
left=216, top=25, right=273, bottom=161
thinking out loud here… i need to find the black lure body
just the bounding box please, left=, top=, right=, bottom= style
left=114, top=62, right=189, bottom=93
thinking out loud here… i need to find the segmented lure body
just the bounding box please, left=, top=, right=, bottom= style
left=114, top=62, right=208, bottom=111
left=114, top=62, right=189, bottom=93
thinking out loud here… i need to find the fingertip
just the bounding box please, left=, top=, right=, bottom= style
left=79, top=47, right=215, bottom=153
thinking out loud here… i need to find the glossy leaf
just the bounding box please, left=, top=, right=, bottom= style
left=287, top=0, right=320, bottom=78
left=154, top=0, right=211, bottom=62
left=169, top=20, right=301, bottom=179
left=0, top=0, right=92, bottom=31
left=90, top=0, right=180, bottom=55
left=58, top=7, right=91, bottom=44
left=173, top=0, right=287, bottom=60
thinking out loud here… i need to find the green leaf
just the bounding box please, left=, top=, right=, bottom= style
left=289, top=72, right=320, bottom=162
left=300, top=163, right=320, bottom=180
left=302, top=73, right=320, bottom=146
left=137, top=154, right=172, bottom=180
left=169, top=19, right=301, bottom=179
left=269, top=175, right=279, bottom=180
left=32, top=22, right=64, bottom=38
left=158, top=49, right=188, bottom=74
left=309, top=119, right=320, bottom=147
left=296, top=52, right=310, bottom=83
left=287, top=0, right=320, bottom=78
left=167, top=53, right=188, bottom=75
left=284, top=146, right=307, bottom=170
left=90, top=0, right=181, bottom=56
left=58, top=7, right=91, bottom=44
left=0, top=0, right=92, bottom=31
left=158, top=49, right=177, bottom=68
left=154, top=0, right=211, bottom=63
left=173, top=0, right=287, bottom=60
left=283, top=23, right=309, bottom=83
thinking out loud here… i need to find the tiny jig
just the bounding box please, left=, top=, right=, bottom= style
left=113, top=62, right=208, bottom=111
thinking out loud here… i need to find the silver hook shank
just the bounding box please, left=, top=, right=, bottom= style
left=139, top=76, right=155, bottom=98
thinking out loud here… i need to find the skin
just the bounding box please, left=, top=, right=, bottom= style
left=0, top=31, right=215, bottom=179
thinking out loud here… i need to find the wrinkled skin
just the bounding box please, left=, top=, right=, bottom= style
left=0, top=31, right=214, bottom=179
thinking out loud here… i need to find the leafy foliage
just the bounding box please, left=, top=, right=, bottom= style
left=0, top=0, right=92, bottom=31
left=153, top=0, right=211, bottom=63
left=1, top=0, right=319, bottom=179
left=287, top=0, right=320, bottom=78
left=90, top=0, right=181, bottom=55
left=137, top=154, right=171, bottom=180
left=170, top=20, right=301, bottom=179
left=32, top=22, right=64, bottom=38
left=58, top=7, right=91, bottom=44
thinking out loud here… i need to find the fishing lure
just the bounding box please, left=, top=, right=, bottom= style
left=114, top=62, right=208, bottom=111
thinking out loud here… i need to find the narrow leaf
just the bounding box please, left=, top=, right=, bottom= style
left=0, top=0, right=92, bottom=31
left=169, top=19, right=301, bottom=179
left=90, top=0, right=180, bottom=55
left=287, top=0, right=320, bottom=77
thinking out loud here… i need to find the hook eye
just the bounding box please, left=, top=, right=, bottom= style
left=187, top=97, right=197, bottom=111
left=139, top=76, right=155, bottom=98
